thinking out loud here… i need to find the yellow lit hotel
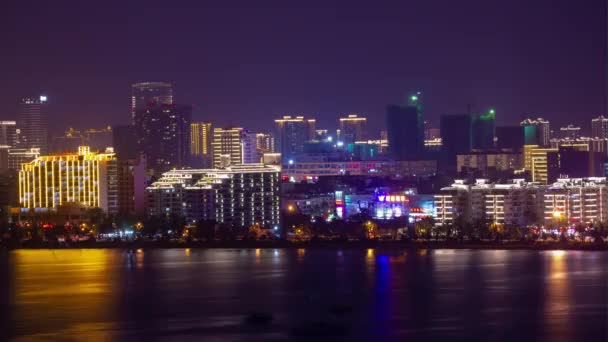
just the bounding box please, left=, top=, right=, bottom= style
left=18, top=146, right=118, bottom=213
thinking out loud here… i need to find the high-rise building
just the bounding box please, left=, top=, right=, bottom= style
left=495, top=126, right=524, bottom=151
left=0, top=121, right=17, bottom=147
left=386, top=94, right=424, bottom=160
left=0, top=147, right=41, bottom=172
left=523, top=145, right=558, bottom=184
left=544, top=178, right=608, bottom=225
left=0, top=170, right=18, bottom=225
left=457, top=152, right=523, bottom=177
left=190, top=122, right=213, bottom=168
left=131, top=82, right=173, bottom=122
left=18, top=146, right=118, bottom=213
left=146, top=164, right=281, bottom=229
left=440, top=114, right=472, bottom=173
left=134, top=104, right=192, bottom=175
left=190, top=122, right=212, bottom=156
left=521, top=118, right=550, bottom=147
left=241, top=132, right=258, bottom=164
left=546, top=147, right=605, bottom=184
left=434, top=179, right=543, bottom=227
left=591, top=115, right=608, bottom=139
left=339, top=114, right=367, bottom=144
left=112, top=125, right=138, bottom=160
left=116, top=157, right=147, bottom=215
left=212, top=127, right=258, bottom=167
left=559, top=124, right=581, bottom=140
left=19, top=96, right=48, bottom=154
left=274, top=116, right=316, bottom=162
left=256, top=133, right=275, bottom=154
left=471, top=109, right=495, bottom=150
left=549, top=138, right=590, bottom=152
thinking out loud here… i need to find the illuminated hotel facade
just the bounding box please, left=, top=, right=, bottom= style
left=434, top=178, right=608, bottom=227
left=146, top=164, right=281, bottom=228
left=211, top=127, right=257, bottom=167
left=523, top=145, right=558, bottom=184
left=190, top=122, right=212, bottom=156
left=434, top=179, right=543, bottom=227
left=543, top=178, right=608, bottom=225
left=18, top=146, right=119, bottom=214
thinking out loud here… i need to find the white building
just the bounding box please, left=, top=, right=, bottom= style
left=543, top=178, right=608, bottom=225
left=434, top=180, right=470, bottom=226
left=146, top=164, right=281, bottom=229
left=212, top=127, right=259, bottom=167
left=591, top=115, right=608, bottom=139
left=434, top=177, right=608, bottom=228
left=434, top=179, right=543, bottom=227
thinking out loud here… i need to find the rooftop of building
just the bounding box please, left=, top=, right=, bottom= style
left=548, top=177, right=608, bottom=188
left=439, top=177, right=608, bottom=193
left=148, top=163, right=281, bottom=189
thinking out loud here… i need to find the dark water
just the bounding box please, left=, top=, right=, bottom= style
left=0, top=248, right=606, bottom=341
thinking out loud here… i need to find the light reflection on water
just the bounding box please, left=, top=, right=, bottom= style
left=2, top=249, right=607, bottom=341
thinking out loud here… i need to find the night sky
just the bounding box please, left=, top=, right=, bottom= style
left=1, top=0, right=605, bottom=136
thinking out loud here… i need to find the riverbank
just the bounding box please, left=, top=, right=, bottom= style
left=3, top=239, right=607, bottom=251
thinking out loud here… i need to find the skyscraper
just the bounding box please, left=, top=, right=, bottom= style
left=190, top=122, right=212, bottom=157
left=0, top=121, right=17, bottom=147
left=191, top=122, right=213, bottom=168
left=386, top=93, right=424, bottom=160
left=134, top=104, right=192, bottom=175
left=523, top=145, right=558, bottom=184
left=495, top=126, right=524, bottom=151
left=339, top=114, right=367, bottom=144
left=440, top=114, right=472, bottom=173
left=274, top=116, right=316, bottom=162
left=471, top=109, right=495, bottom=150
left=112, top=125, right=137, bottom=160
left=256, top=133, right=275, bottom=154
left=131, top=82, right=173, bottom=122
left=559, top=124, right=581, bottom=140
left=241, top=132, right=258, bottom=164
left=591, top=115, right=608, bottom=138
left=18, top=96, right=48, bottom=154
left=521, top=118, right=550, bottom=146
left=212, top=127, right=258, bottom=167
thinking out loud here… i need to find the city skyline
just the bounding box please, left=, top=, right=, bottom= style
left=3, top=2, right=608, bottom=341
left=1, top=0, right=605, bottom=134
